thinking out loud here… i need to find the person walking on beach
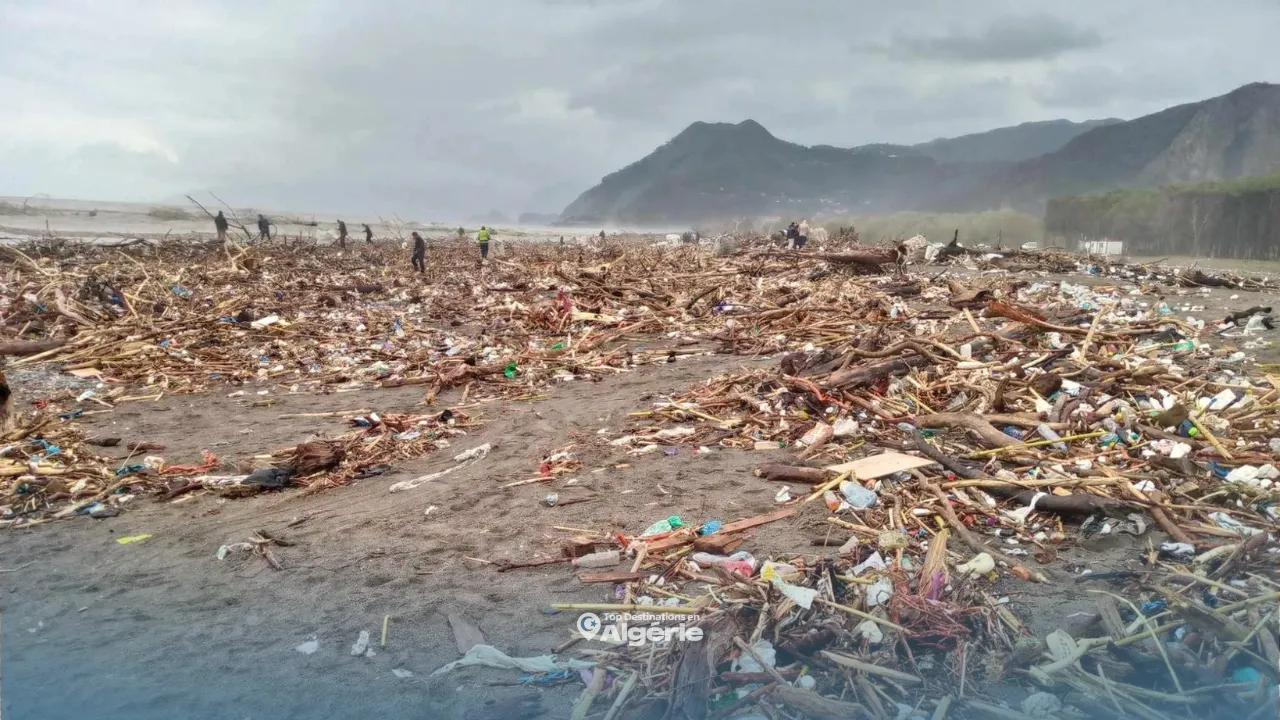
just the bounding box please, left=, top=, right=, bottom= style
left=257, top=214, right=270, bottom=241
left=411, top=231, right=426, bottom=273
left=476, top=225, right=492, bottom=264
left=214, top=211, right=229, bottom=245
left=364, top=224, right=373, bottom=243
left=337, top=219, right=349, bottom=249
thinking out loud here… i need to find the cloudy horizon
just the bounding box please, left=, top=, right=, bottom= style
left=2, top=0, right=1275, bottom=221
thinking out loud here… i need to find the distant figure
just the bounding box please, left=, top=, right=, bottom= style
left=559, top=235, right=565, bottom=245
left=337, top=219, right=348, bottom=248
left=215, top=211, right=229, bottom=245
left=411, top=231, right=426, bottom=273
left=457, top=226, right=465, bottom=239
left=476, top=226, right=492, bottom=263
left=598, top=229, right=606, bottom=240
left=785, top=222, right=799, bottom=249
left=257, top=214, right=270, bottom=240
left=364, top=224, right=373, bottom=243
left=796, top=220, right=810, bottom=249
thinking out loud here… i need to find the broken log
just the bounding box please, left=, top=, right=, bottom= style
left=0, top=339, right=65, bottom=357
left=915, top=412, right=1022, bottom=449
left=825, top=354, right=931, bottom=390
left=754, top=464, right=834, bottom=484
left=772, top=685, right=869, bottom=720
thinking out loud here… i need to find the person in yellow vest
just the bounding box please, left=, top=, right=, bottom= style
left=476, top=226, right=492, bottom=262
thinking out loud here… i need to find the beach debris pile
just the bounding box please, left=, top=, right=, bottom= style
left=3, top=229, right=1279, bottom=714
left=471, top=253, right=1280, bottom=718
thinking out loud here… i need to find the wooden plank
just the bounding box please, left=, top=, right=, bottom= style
left=718, top=507, right=797, bottom=534
left=643, top=528, right=697, bottom=553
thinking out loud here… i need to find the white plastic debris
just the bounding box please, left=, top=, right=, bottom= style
left=1021, top=691, right=1062, bottom=718
left=1226, top=465, right=1261, bottom=484
left=431, top=644, right=595, bottom=676
left=957, top=553, right=995, bottom=577
left=771, top=578, right=818, bottom=609
left=1160, top=542, right=1195, bottom=559
left=295, top=637, right=319, bottom=655
left=351, top=630, right=371, bottom=657
left=853, top=551, right=887, bottom=576
left=866, top=576, right=895, bottom=608
left=833, top=418, right=859, bottom=437
left=854, top=619, right=884, bottom=644
left=390, top=443, right=492, bottom=492
left=731, top=640, right=777, bottom=674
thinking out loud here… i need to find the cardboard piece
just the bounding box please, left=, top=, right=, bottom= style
left=826, top=451, right=936, bottom=480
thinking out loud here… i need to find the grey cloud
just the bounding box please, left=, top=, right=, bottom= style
left=879, top=13, right=1104, bottom=63
left=1, top=0, right=1276, bottom=219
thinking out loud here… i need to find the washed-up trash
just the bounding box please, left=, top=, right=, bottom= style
left=430, top=644, right=594, bottom=676
left=956, top=552, right=995, bottom=576
left=771, top=577, right=817, bottom=609
left=839, top=479, right=878, bottom=509
left=866, top=576, right=894, bottom=608
left=115, top=534, right=152, bottom=545
left=731, top=640, right=776, bottom=674
left=641, top=515, right=684, bottom=537
left=389, top=443, right=490, bottom=493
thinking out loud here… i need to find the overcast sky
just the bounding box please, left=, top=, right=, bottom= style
left=2, top=0, right=1275, bottom=220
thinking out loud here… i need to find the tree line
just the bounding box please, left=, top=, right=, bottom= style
left=1044, top=174, right=1280, bottom=259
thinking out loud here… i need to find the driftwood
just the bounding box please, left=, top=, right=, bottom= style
left=826, top=355, right=930, bottom=390
left=911, top=430, right=1130, bottom=516
left=914, top=412, right=1021, bottom=449
left=0, top=339, right=65, bottom=356
left=772, top=685, right=869, bottom=720
left=754, top=464, right=834, bottom=484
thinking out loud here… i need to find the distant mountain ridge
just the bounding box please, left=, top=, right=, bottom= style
left=559, top=83, right=1280, bottom=225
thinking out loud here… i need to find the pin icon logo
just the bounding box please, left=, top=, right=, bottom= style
left=576, top=612, right=602, bottom=640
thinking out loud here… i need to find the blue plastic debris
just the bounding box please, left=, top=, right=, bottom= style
left=699, top=520, right=723, bottom=535
left=1139, top=599, right=1167, bottom=616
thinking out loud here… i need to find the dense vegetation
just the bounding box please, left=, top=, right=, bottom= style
left=820, top=210, right=1043, bottom=247
left=1044, top=175, right=1280, bottom=259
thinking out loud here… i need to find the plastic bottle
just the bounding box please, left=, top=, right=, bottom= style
left=1177, top=419, right=1200, bottom=438
left=839, top=480, right=878, bottom=509
left=823, top=490, right=841, bottom=511
left=691, top=551, right=755, bottom=576
left=1036, top=424, right=1068, bottom=453
left=572, top=550, right=621, bottom=568
left=1244, top=315, right=1269, bottom=335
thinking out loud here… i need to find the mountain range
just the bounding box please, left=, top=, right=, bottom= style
left=558, top=82, right=1280, bottom=226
